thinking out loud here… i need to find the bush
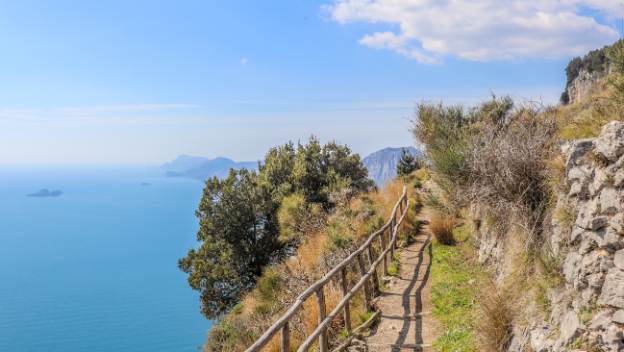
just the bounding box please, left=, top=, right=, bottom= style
left=277, top=193, right=324, bottom=247
left=476, top=285, right=514, bottom=352
left=429, top=212, right=456, bottom=245
left=411, top=103, right=470, bottom=195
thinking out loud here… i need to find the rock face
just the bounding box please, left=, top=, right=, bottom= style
left=566, top=68, right=608, bottom=104
left=362, top=147, right=421, bottom=186
left=478, top=122, right=624, bottom=351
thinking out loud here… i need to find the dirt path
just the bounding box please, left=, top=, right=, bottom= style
left=363, top=230, right=438, bottom=352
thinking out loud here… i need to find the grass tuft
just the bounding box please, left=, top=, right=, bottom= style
left=429, top=212, right=456, bottom=245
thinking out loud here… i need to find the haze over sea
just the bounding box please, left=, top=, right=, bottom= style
left=0, top=166, right=211, bottom=351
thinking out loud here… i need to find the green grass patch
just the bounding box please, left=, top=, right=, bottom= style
left=388, top=261, right=400, bottom=276
left=358, top=310, right=375, bottom=324
left=431, top=225, right=482, bottom=352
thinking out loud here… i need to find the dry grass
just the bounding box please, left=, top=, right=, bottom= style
left=476, top=283, right=514, bottom=352
left=429, top=212, right=456, bottom=245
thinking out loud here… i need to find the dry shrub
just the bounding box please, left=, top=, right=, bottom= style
left=295, top=232, right=327, bottom=274
left=300, top=285, right=342, bottom=336
left=371, top=179, right=405, bottom=220
left=476, top=283, right=514, bottom=352
left=429, top=212, right=455, bottom=245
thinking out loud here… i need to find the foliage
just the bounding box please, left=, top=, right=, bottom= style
left=178, top=169, right=279, bottom=318
left=180, top=137, right=373, bottom=319
left=277, top=193, right=323, bottom=247
left=411, top=103, right=470, bottom=195
left=396, top=149, right=421, bottom=177
left=606, top=39, right=624, bottom=114
left=413, top=96, right=557, bottom=233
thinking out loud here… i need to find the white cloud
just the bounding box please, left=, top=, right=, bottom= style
left=323, top=0, right=622, bottom=63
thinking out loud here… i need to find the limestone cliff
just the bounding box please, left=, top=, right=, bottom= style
left=473, top=122, right=624, bottom=351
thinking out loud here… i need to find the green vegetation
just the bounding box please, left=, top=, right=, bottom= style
left=179, top=137, right=373, bottom=319
left=396, top=149, right=421, bottom=177
left=431, top=225, right=480, bottom=352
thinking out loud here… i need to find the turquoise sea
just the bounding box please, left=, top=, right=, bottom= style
left=0, top=166, right=212, bottom=351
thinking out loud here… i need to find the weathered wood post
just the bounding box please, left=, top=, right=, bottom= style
left=356, top=253, right=372, bottom=310
left=367, top=244, right=380, bottom=296
left=390, top=217, right=396, bottom=259
left=380, top=229, right=388, bottom=276
left=316, top=288, right=328, bottom=352
left=340, top=267, right=352, bottom=334
left=281, top=322, right=289, bottom=352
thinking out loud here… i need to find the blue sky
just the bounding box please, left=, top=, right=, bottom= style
left=0, top=0, right=621, bottom=165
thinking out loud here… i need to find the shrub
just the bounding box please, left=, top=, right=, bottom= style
left=430, top=212, right=456, bottom=245
left=476, top=284, right=514, bottom=352
left=277, top=193, right=324, bottom=247
left=412, top=103, right=470, bottom=194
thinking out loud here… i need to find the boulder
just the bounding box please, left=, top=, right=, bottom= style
left=559, top=311, right=582, bottom=345
left=594, top=121, right=624, bottom=163
left=614, top=250, right=624, bottom=270
left=613, top=310, right=624, bottom=325
left=598, top=268, right=624, bottom=308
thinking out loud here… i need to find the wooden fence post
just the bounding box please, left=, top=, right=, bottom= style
left=380, top=230, right=388, bottom=276
left=367, top=245, right=380, bottom=296
left=281, top=321, right=289, bottom=352
left=356, top=253, right=371, bottom=310
left=340, top=267, right=351, bottom=334
left=390, top=218, right=396, bottom=259
left=316, top=288, right=328, bottom=352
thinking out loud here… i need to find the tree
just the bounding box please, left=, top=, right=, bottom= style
left=178, top=169, right=279, bottom=318
left=179, top=137, right=373, bottom=319
left=396, top=149, right=418, bottom=177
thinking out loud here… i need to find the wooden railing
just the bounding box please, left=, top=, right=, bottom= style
left=245, top=186, right=409, bottom=352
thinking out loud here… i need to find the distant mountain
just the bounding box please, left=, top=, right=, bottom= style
left=161, top=155, right=258, bottom=181
left=363, top=147, right=422, bottom=186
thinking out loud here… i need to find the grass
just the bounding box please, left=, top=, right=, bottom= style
left=429, top=212, right=456, bottom=245
left=358, top=310, right=375, bottom=324
left=387, top=260, right=400, bottom=276
left=431, top=225, right=481, bottom=352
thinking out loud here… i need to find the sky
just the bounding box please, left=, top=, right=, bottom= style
left=0, top=0, right=622, bottom=165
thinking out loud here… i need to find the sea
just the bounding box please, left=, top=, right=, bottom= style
left=0, top=166, right=212, bottom=351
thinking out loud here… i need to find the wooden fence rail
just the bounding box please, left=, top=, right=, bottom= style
left=245, top=186, right=409, bottom=352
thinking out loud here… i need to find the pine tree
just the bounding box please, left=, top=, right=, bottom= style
left=397, top=149, right=418, bottom=177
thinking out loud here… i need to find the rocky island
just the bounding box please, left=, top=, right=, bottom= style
left=27, top=189, right=63, bottom=198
